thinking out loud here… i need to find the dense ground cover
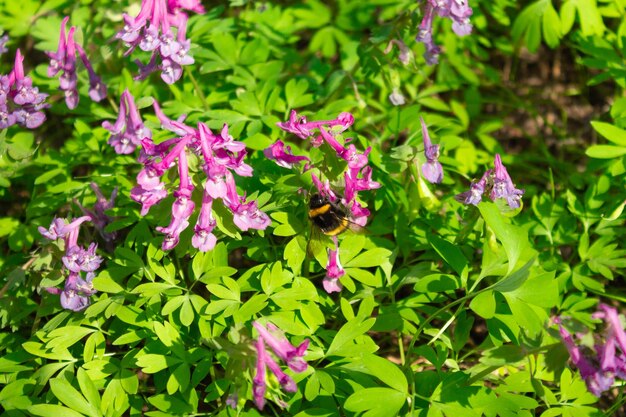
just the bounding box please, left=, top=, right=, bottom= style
left=1, top=0, right=626, bottom=416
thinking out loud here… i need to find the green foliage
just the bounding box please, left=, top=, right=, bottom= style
left=1, top=0, right=626, bottom=416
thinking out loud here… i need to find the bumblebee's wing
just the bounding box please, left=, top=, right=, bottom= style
left=306, top=224, right=334, bottom=260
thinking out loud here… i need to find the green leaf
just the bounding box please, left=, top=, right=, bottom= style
left=542, top=3, right=562, bottom=48
left=49, top=378, right=99, bottom=417
left=591, top=121, right=626, bottom=146
left=344, top=248, right=392, bottom=268
left=344, top=388, right=406, bottom=417
left=326, top=317, right=376, bottom=357
left=585, top=144, right=626, bottom=159
left=478, top=202, right=535, bottom=274
left=92, top=273, right=124, bottom=293
left=28, top=404, right=86, bottom=417
left=427, top=234, right=468, bottom=276
left=470, top=290, right=496, bottom=319
left=136, top=354, right=182, bottom=373
left=76, top=369, right=101, bottom=413
left=360, top=354, right=408, bottom=393
left=491, top=259, right=534, bottom=292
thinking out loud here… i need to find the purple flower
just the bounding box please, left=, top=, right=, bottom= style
left=0, top=33, right=8, bottom=57
left=276, top=110, right=378, bottom=227
left=264, top=353, right=298, bottom=392
left=58, top=271, right=96, bottom=312
left=455, top=169, right=491, bottom=206
left=39, top=216, right=92, bottom=248
left=116, top=0, right=204, bottom=84
left=556, top=318, right=615, bottom=396
left=61, top=243, right=102, bottom=273
left=225, top=184, right=272, bottom=232
left=126, top=108, right=269, bottom=250
left=155, top=152, right=195, bottom=251
left=323, top=248, right=344, bottom=294
left=264, top=139, right=310, bottom=169
left=192, top=191, right=217, bottom=252
left=252, top=321, right=310, bottom=410
left=0, top=49, right=48, bottom=130
left=556, top=305, right=626, bottom=397
left=103, top=90, right=152, bottom=154
left=456, top=154, right=524, bottom=209
left=47, top=17, right=106, bottom=109
left=491, top=154, right=524, bottom=209
left=277, top=110, right=354, bottom=140
left=76, top=44, right=107, bottom=102
left=253, top=338, right=268, bottom=410
left=253, top=322, right=309, bottom=373
left=420, top=117, right=443, bottom=184
left=415, top=0, right=473, bottom=65
left=225, top=393, right=238, bottom=409
left=40, top=216, right=100, bottom=312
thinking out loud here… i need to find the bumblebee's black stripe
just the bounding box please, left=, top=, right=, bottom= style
left=308, top=193, right=350, bottom=236
left=324, top=217, right=349, bottom=236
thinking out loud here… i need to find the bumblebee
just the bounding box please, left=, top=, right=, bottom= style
left=308, top=193, right=350, bottom=236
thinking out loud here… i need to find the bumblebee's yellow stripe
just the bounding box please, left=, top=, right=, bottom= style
left=325, top=218, right=349, bottom=236
left=308, top=204, right=331, bottom=218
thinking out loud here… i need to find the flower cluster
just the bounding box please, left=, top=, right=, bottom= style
left=557, top=304, right=626, bottom=396
left=416, top=0, right=473, bottom=65
left=39, top=216, right=102, bottom=311
left=0, top=50, right=48, bottom=129
left=102, top=94, right=270, bottom=251
left=456, top=154, right=524, bottom=209
left=420, top=117, right=443, bottom=184
left=252, top=321, right=309, bottom=410
left=47, top=17, right=107, bottom=109
left=103, top=90, right=152, bottom=154
left=271, top=110, right=380, bottom=293
left=116, top=0, right=205, bottom=84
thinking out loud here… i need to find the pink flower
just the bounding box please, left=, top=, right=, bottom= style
left=264, top=139, right=310, bottom=169
left=420, top=117, right=443, bottom=184
left=323, top=249, right=344, bottom=294
left=116, top=0, right=204, bottom=84
left=252, top=321, right=310, bottom=410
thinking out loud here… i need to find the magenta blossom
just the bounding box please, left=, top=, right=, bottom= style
left=103, top=90, right=152, bottom=154
left=274, top=110, right=379, bottom=282
left=323, top=248, right=344, bottom=293
left=556, top=305, right=626, bottom=397
left=416, top=0, right=473, bottom=65
left=39, top=216, right=101, bottom=312
left=263, top=139, right=310, bottom=169
left=47, top=17, right=107, bottom=108
left=455, top=169, right=491, bottom=206
left=1, top=49, right=48, bottom=129
left=46, top=271, right=97, bottom=312
left=116, top=0, right=204, bottom=84
left=252, top=321, right=309, bottom=410
left=126, top=103, right=270, bottom=250
left=456, top=154, right=524, bottom=209
left=490, top=154, right=524, bottom=209
left=276, top=110, right=354, bottom=141
left=420, top=117, right=443, bottom=184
